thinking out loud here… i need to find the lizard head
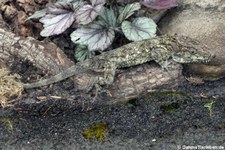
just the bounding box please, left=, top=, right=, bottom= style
left=171, top=35, right=214, bottom=64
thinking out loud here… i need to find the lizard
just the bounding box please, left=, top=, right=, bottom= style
left=23, top=35, right=214, bottom=89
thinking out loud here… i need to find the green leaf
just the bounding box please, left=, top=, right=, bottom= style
left=75, top=45, right=95, bottom=62
left=118, top=2, right=141, bottom=24
left=70, top=20, right=115, bottom=51
left=99, top=7, right=117, bottom=28
left=121, top=17, right=157, bottom=41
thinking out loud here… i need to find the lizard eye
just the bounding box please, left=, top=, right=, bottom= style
left=174, top=52, right=181, bottom=56
left=190, top=49, right=196, bottom=54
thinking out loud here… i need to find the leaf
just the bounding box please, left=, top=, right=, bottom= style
left=48, top=2, right=74, bottom=14
left=40, top=13, right=75, bottom=36
left=141, top=0, right=178, bottom=9
left=57, top=0, right=79, bottom=2
left=75, top=45, right=95, bottom=62
left=26, top=8, right=47, bottom=21
left=39, top=1, right=80, bottom=36
left=121, top=17, right=157, bottom=41
left=117, top=2, right=141, bottom=24
left=75, top=0, right=106, bottom=25
left=63, top=0, right=84, bottom=11
left=70, top=20, right=115, bottom=51
left=99, top=7, right=116, bottom=28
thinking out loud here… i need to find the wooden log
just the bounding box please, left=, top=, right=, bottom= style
left=0, top=27, right=74, bottom=74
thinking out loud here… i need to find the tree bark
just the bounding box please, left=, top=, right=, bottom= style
left=104, top=63, right=184, bottom=102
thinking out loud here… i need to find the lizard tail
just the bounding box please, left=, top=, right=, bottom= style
left=23, top=65, right=87, bottom=89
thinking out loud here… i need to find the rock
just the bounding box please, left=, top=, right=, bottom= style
left=159, top=0, right=225, bottom=65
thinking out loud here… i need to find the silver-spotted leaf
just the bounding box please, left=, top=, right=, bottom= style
left=70, top=20, right=115, bottom=51
left=141, top=0, right=177, bottom=9
left=121, top=17, right=156, bottom=41
left=75, top=0, right=105, bottom=25
left=118, top=2, right=141, bottom=24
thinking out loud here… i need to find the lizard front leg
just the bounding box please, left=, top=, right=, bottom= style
left=98, top=61, right=117, bottom=85
left=151, top=45, right=175, bottom=70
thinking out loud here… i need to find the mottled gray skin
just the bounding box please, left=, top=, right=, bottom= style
left=23, top=35, right=213, bottom=89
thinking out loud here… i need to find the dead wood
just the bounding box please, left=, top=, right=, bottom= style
left=0, top=27, right=74, bottom=74
left=104, top=63, right=183, bottom=102
left=184, top=64, right=225, bottom=80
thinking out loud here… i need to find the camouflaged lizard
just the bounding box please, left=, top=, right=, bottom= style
left=23, top=35, right=213, bottom=89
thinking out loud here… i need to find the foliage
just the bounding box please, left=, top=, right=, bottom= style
left=121, top=17, right=156, bottom=41
left=28, top=0, right=177, bottom=61
left=75, top=45, right=95, bottom=62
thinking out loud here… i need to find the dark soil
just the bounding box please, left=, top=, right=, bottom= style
left=0, top=77, right=225, bottom=150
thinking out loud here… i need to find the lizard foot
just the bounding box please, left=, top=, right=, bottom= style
left=161, top=59, right=182, bottom=71
left=91, top=84, right=112, bottom=102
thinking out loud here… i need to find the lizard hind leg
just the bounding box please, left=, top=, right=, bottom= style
left=85, top=62, right=117, bottom=99
left=91, top=62, right=117, bottom=98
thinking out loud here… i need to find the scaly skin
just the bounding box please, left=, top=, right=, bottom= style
left=23, top=35, right=214, bottom=89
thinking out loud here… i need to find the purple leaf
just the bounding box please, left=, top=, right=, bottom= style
left=38, top=1, right=81, bottom=36
left=48, top=2, right=74, bottom=14
left=75, top=0, right=106, bottom=25
left=141, top=0, right=178, bottom=9
left=40, top=12, right=75, bottom=36
left=70, top=20, right=115, bottom=51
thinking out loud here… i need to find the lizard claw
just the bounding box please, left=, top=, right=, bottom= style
left=91, top=84, right=112, bottom=102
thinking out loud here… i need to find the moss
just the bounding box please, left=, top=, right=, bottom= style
left=0, top=118, right=14, bottom=133
left=202, top=74, right=225, bottom=81
left=82, top=122, right=108, bottom=141
left=219, top=122, right=225, bottom=130
left=160, top=102, right=180, bottom=113
left=0, top=68, right=23, bottom=108
left=143, top=91, right=189, bottom=101
left=152, top=91, right=188, bottom=97
left=204, top=99, right=215, bottom=116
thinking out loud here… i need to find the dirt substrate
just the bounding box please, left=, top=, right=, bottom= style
left=0, top=77, right=224, bottom=150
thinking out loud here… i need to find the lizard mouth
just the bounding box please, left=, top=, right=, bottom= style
left=172, top=55, right=213, bottom=64
left=204, top=53, right=215, bottom=63
left=204, top=60, right=209, bottom=63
